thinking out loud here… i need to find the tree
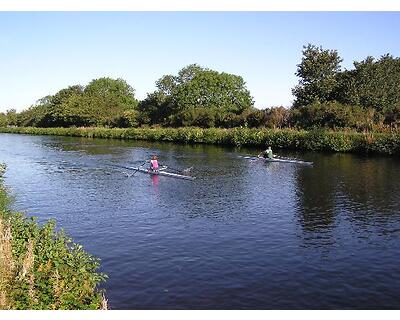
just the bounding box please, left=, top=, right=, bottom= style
left=0, top=112, right=7, bottom=126
left=264, top=107, right=291, bottom=129
left=43, top=86, right=85, bottom=127
left=292, top=44, right=343, bottom=107
left=137, top=91, right=173, bottom=126
left=244, top=109, right=265, bottom=128
left=335, top=55, right=400, bottom=112
left=176, top=64, right=205, bottom=84
left=14, top=78, right=140, bottom=128
left=17, top=104, right=50, bottom=127
left=84, top=78, right=139, bottom=126
left=140, top=64, right=254, bottom=127
left=5, top=109, right=18, bottom=126
left=174, top=70, right=254, bottom=114
left=383, top=104, right=400, bottom=128
left=290, top=101, right=382, bottom=131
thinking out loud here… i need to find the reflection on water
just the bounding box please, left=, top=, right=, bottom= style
left=152, top=175, right=159, bottom=187
left=295, top=153, right=400, bottom=233
left=1, top=133, right=400, bottom=309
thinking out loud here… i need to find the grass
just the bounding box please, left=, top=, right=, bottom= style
left=1, top=126, right=400, bottom=155
left=0, top=163, right=107, bottom=310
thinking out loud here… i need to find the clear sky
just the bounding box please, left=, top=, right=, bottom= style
left=1, top=11, right=400, bottom=112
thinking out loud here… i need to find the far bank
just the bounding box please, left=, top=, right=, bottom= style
left=1, top=126, right=399, bottom=155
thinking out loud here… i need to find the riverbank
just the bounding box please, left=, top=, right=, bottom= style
left=1, top=126, right=400, bottom=155
left=0, top=164, right=107, bottom=310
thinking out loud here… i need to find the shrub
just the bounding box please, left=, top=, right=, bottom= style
left=1, top=126, right=400, bottom=155
left=0, top=166, right=107, bottom=310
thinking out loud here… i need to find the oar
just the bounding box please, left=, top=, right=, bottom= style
left=160, top=165, right=193, bottom=175
left=129, top=160, right=148, bottom=177
left=105, top=161, right=147, bottom=177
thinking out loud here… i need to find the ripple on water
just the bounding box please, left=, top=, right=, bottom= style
left=1, top=133, right=400, bottom=309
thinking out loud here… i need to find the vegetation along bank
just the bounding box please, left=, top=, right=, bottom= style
left=1, top=43, right=400, bottom=155
left=1, top=126, right=400, bottom=155
left=0, top=164, right=107, bottom=310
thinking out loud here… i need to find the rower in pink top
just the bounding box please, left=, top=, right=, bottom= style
left=150, top=155, right=159, bottom=171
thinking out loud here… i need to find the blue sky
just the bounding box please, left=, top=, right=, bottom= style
left=1, top=12, right=400, bottom=112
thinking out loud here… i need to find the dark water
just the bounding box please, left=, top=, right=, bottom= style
left=1, top=133, right=400, bottom=309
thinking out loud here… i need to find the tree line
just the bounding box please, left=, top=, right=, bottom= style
left=1, top=44, right=400, bottom=131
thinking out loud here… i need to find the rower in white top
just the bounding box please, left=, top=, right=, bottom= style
left=258, top=146, right=274, bottom=160
left=254, top=147, right=313, bottom=165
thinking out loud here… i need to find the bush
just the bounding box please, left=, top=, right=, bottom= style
left=245, top=110, right=265, bottom=128
left=291, top=101, right=383, bottom=131
left=0, top=166, right=107, bottom=310
left=1, top=126, right=400, bottom=155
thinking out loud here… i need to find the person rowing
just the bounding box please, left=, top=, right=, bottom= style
left=149, top=155, right=159, bottom=172
left=258, top=146, right=274, bottom=159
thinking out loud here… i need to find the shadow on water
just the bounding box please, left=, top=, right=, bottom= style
left=294, top=152, right=400, bottom=234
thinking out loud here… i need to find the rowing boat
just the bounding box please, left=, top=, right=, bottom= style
left=108, top=163, right=195, bottom=180
left=243, top=155, right=313, bottom=165
left=262, top=157, right=313, bottom=165
left=129, top=166, right=196, bottom=180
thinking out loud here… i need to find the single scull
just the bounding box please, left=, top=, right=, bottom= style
left=262, top=156, right=313, bottom=165
left=130, top=166, right=196, bottom=180
left=109, top=163, right=196, bottom=180
left=243, top=155, right=313, bottom=165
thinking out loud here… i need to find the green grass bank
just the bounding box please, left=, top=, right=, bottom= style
left=1, top=126, right=400, bottom=155
left=0, top=164, right=107, bottom=310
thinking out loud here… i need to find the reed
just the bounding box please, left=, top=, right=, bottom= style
left=1, top=126, right=400, bottom=155
left=0, top=164, right=107, bottom=310
left=0, top=216, right=14, bottom=309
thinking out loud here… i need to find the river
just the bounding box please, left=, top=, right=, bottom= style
left=1, top=133, right=400, bottom=309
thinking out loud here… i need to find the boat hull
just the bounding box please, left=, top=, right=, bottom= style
left=129, top=167, right=196, bottom=180
left=261, top=157, right=313, bottom=165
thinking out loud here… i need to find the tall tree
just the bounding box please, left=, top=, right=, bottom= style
left=140, top=64, right=254, bottom=126
left=174, top=70, right=253, bottom=113
left=44, top=86, right=85, bottom=126
left=16, top=78, right=139, bottom=128
left=84, top=77, right=139, bottom=126
left=0, top=112, right=7, bottom=126
left=5, top=109, right=18, bottom=126
left=292, top=44, right=343, bottom=107
left=335, top=54, right=400, bottom=112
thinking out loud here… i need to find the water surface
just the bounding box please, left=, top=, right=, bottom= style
left=1, top=133, right=400, bottom=309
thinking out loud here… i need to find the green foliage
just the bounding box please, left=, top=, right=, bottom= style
left=264, top=107, right=291, bottom=129
left=5, top=109, right=18, bottom=126
left=292, top=44, right=400, bottom=130
left=244, top=109, right=265, bottom=128
left=0, top=172, right=107, bottom=310
left=176, top=108, right=217, bottom=128
left=383, top=104, right=400, bottom=128
left=174, top=69, right=253, bottom=113
left=1, top=126, right=400, bottom=155
left=0, top=163, right=10, bottom=210
left=215, top=112, right=245, bottom=128
left=4, top=48, right=400, bottom=132
left=14, top=78, right=139, bottom=128
left=139, top=64, right=254, bottom=125
left=293, top=44, right=343, bottom=107
left=291, top=101, right=383, bottom=131
left=137, top=91, right=173, bottom=126
left=84, top=77, right=139, bottom=126
left=112, top=110, right=140, bottom=128
left=0, top=109, right=18, bottom=126
left=40, top=86, right=86, bottom=127
left=17, top=104, right=52, bottom=127
left=335, top=55, right=400, bottom=112
left=0, top=113, right=7, bottom=127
